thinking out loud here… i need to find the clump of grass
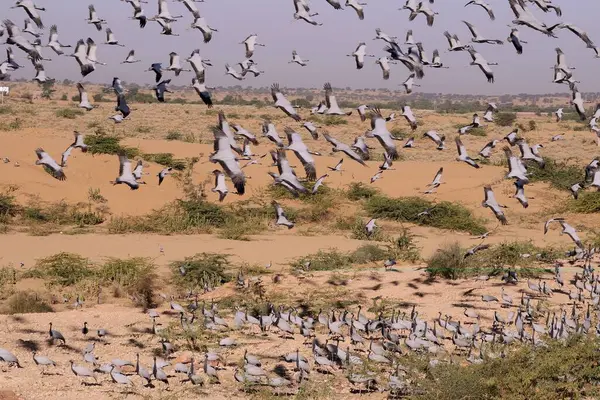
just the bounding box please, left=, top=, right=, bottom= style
left=527, top=158, right=584, bottom=191
left=143, top=153, right=186, bottom=170
left=390, top=127, right=408, bottom=139
left=413, top=338, right=600, bottom=400
left=365, top=195, right=487, bottom=235
left=23, top=201, right=105, bottom=227
left=568, top=192, right=600, bottom=213
left=166, top=131, right=183, bottom=141
left=4, top=292, right=53, bottom=314
left=0, top=118, right=22, bottom=131
left=291, top=249, right=353, bottom=271
left=387, top=228, right=421, bottom=263
left=99, top=257, right=154, bottom=288
left=88, top=188, right=107, bottom=203
left=55, top=108, right=84, bottom=119
left=346, top=182, right=378, bottom=201
left=427, top=241, right=555, bottom=279
left=350, top=244, right=389, bottom=264
left=136, top=125, right=152, bottom=133
left=27, top=253, right=95, bottom=287
left=323, top=116, right=348, bottom=126
left=85, top=135, right=140, bottom=158
left=0, top=189, right=20, bottom=223
left=494, top=112, right=517, bottom=127
left=469, top=127, right=487, bottom=136
left=0, top=106, right=14, bottom=115
left=172, top=253, right=231, bottom=290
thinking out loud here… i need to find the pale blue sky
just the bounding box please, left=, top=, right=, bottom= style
left=3, top=0, right=600, bottom=94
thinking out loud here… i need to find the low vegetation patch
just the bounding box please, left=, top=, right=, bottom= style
left=413, top=338, right=600, bottom=400
left=291, top=244, right=392, bottom=272
left=365, top=195, right=487, bottom=235
left=4, top=292, right=53, bottom=314
left=346, top=182, right=378, bottom=201
left=85, top=134, right=140, bottom=158
left=494, top=112, right=517, bottom=127
left=568, top=192, right=600, bottom=213
left=527, top=158, right=584, bottom=191
left=171, top=253, right=232, bottom=291
left=27, top=252, right=95, bottom=287
left=55, top=108, right=84, bottom=119
left=142, top=153, right=186, bottom=171
left=426, top=241, right=557, bottom=279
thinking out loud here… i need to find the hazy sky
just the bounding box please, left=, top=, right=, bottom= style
left=3, top=0, right=600, bottom=94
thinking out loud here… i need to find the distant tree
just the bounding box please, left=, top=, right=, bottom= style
left=41, top=81, right=56, bottom=99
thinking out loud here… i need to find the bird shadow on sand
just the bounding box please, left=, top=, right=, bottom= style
left=9, top=315, right=26, bottom=323
left=126, top=338, right=147, bottom=349
left=16, top=339, right=40, bottom=352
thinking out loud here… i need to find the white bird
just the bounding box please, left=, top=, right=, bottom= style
left=467, top=45, right=496, bottom=83
left=544, top=218, right=584, bottom=249
left=284, top=127, right=317, bottom=180
left=167, top=52, right=190, bottom=76
left=347, top=42, right=374, bottom=69
left=262, top=121, right=284, bottom=147
left=271, top=149, right=307, bottom=195
left=508, top=0, right=562, bottom=37
left=293, top=0, right=322, bottom=25
left=186, top=48, right=212, bottom=77
left=455, top=137, right=480, bottom=169
left=375, top=57, right=393, bottom=80
left=272, top=83, right=301, bottom=121
left=324, top=134, right=367, bottom=166
left=403, top=137, right=414, bottom=148
left=427, top=167, right=443, bottom=188
left=76, top=83, right=95, bottom=111
left=328, top=159, right=343, bottom=172
left=241, top=34, right=265, bottom=58
left=405, top=29, right=415, bottom=45
left=157, top=167, right=172, bottom=186
left=507, top=28, right=527, bottom=55
left=35, top=148, right=65, bottom=181
left=504, top=146, right=528, bottom=181
left=464, top=0, right=495, bottom=20
left=482, top=186, right=508, bottom=225
left=154, top=0, right=182, bottom=22
left=302, top=122, right=320, bottom=140
left=570, top=83, right=586, bottom=120
left=191, top=16, right=218, bottom=43
left=273, top=201, right=294, bottom=229
left=209, top=129, right=246, bottom=195
left=33, top=63, right=52, bottom=83
left=370, top=170, right=382, bottom=183
left=324, top=83, right=351, bottom=116
left=61, top=131, right=87, bottom=167
left=104, top=28, right=124, bottom=47
left=177, top=0, right=202, bottom=18
left=312, top=174, right=328, bottom=194
left=326, top=0, right=343, bottom=10
left=3, top=19, right=42, bottom=62
left=413, top=2, right=438, bottom=26
left=211, top=170, right=229, bottom=202
left=85, top=38, right=105, bottom=66
left=87, top=5, right=107, bottom=31
left=356, top=104, right=370, bottom=122
left=366, top=107, right=399, bottom=159
left=290, top=50, right=309, bottom=66
left=517, top=139, right=545, bottom=168
left=429, top=49, right=447, bottom=68
left=225, top=63, right=244, bottom=81
left=483, top=103, right=497, bottom=122
left=112, top=154, right=139, bottom=190
left=46, top=25, right=71, bottom=55
left=444, top=31, right=468, bottom=51
left=192, top=71, right=213, bottom=108
left=154, top=18, right=179, bottom=36
left=122, top=49, right=140, bottom=64
left=462, top=21, right=503, bottom=44
left=345, top=0, right=366, bottom=20
left=217, top=112, right=243, bottom=155
left=365, top=218, right=377, bottom=237
left=70, top=39, right=94, bottom=77
left=12, top=0, right=45, bottom=29
left=373, top=28, right=397, bottom=45
left=423, top=130, right=445, bottom=150
left=402, top=105, right=418, bottom=131
left=513, top=179, right=529, bottom=208
left=479, top=139, right=499, bottom=158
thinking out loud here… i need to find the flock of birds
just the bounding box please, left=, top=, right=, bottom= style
left=2, top=0, right=600, bottom=396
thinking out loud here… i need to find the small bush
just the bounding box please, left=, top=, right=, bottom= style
left=350, top=244, right=389, bottom=264
left=527, top=158, right=584, bottom=191
left=0, top=190, right=20, bottom=222
left=23, top=201, right=105, bottom=227
left=365, top=195, right=487, bottom=235
left=469, top=127, right=487, bottom=137
left=426, top=242, right=466, bottom=279
left=0, top=106, right=14, bottom=115
left=56, top=108, right=84, bottom=119
left=5, top=292, right=53, bottom=314
left=172, top=253, right=231, bottom=290
left=323, top=116, right=348, bottom=126
left=99, top=257, right=155, bottom=288
left=143, top=153, right=186, bottom=170
left=166, top=131, right=183, bottom=141
left=494, top=112, right=517, bottom=127
left=28, top=252, right=94, bottom=287
left=528, top=120, right=537, bottom=131
left=346, top=182, right=378, bottom=201
left=388, top=228, right=421, bottom=263
left=85, top=135, right=140, bottom=158
left=390, top=127, right=408, bottom=139
left=569, top=192, right=600, bottom=213
left=136, top=125, right=152, bottom=133
left=291, top=249, right=352, bottom=271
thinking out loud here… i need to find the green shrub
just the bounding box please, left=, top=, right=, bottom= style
left=469, top=127, right=487, bottom=137
left=413, top=338, right=600, bottom=400
left=568, top=191, right=600, bottom=213
left=527, top=158, right=584, bottom=191
left=346, top=182, right=378, bottom=201
left=0, top=106, right=14, bottom=115
left=365, top=195, right=487, bottom=235
left=5, top=292, right=53, bottom=314
left=99, top=257, right=155, bottom=288
left=323, top=116, right=348, bottom=126
left=528, top=120, right=537, bottom=131
left=28, top=253, right=94, bottom=286
left=0, top=190, right=20, bottom=222
left=291, top=249, right=353, bottom=271
left=136, top=125, right=152, bottom=133
left=390, top=127, right=408, bottom=139
left=166, top=131, right=183, bottom=141
left=388, top=228, right=421, bottom=263
left=143, top=153, right=186, bottom=170
left=55, top=108, right=84, bottom=119
left=172, top=253, right=231, bottom=289
left=85, top=135, right=140, bottom=158
left=494, top=112, right=517, bottom=127
left=426, top=242, right=466, bottom=279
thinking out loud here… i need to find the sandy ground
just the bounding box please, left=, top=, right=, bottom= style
left=0, top=89, right=598, bottom=399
